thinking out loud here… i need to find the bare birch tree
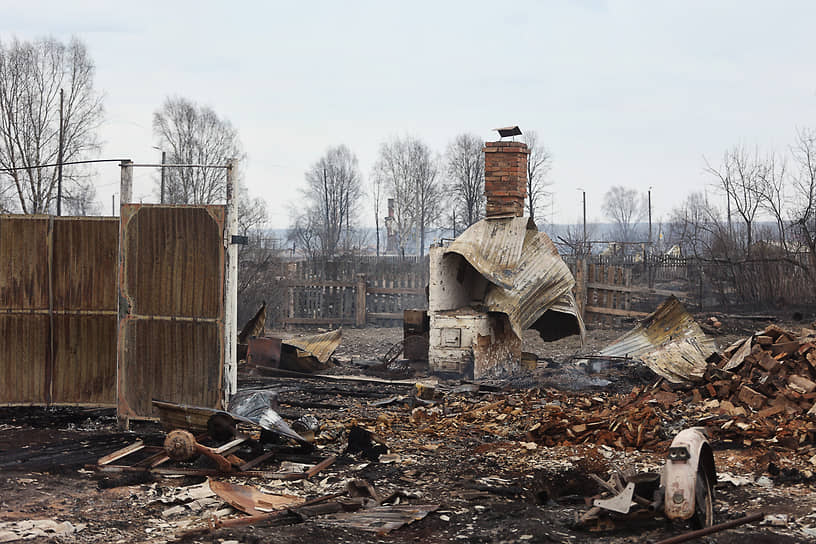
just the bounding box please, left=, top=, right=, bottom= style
left=791, top=128, right=816, bottom=276
left=521, top=130, right=552, bottom=223
left=602, top=185, right=647, bottom=243
left=152, top=97, right=243, bottom=204
left=444, top=133, right=484, bottom=230
left=705, top=147, right=764, bottom=256
left=372, top=136, right=442, bottom=257
left=0, top=36, right=103, bottom=214
left=300, top=145, right=362, bottom=257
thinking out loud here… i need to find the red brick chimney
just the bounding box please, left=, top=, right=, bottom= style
left=483, top=141, right=529, bottom=217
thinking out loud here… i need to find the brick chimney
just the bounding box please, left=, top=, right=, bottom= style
left=483, top=141, right=529, bottom=217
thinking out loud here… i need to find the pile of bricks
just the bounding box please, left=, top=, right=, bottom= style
left=483, top=141, right=529, bottom=218
left=698, top=324, right=816, bottom=419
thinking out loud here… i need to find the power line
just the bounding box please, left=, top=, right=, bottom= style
left=0, top=158, right=128, bottom=173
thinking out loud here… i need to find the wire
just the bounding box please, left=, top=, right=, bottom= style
left=0, top=158, right=128, bottom=173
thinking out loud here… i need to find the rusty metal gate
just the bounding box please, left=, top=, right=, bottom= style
left=117, top=205, right=225, bottom=422
left=0, top=215, right=119, bottom=406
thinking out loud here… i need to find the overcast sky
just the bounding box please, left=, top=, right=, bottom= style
left=3, top=1, right=815, bottom=229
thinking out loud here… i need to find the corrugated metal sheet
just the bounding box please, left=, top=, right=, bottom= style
left=0, top=315, right=49, bottom=403
left=599, top=296, right=716, bottom=383
left=444, top=217, right=584, bottom=341
left=118, top=205, right=226, bottom=420
left=0, top=216, right=118, bottom=405
left=282, top=328, right=342, bottom=364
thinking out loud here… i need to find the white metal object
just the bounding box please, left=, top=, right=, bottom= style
left=593, top=481, right=636, bottom=514
left=661, top=427, right=715, bottom=524
left=223, top=158, right=239, bottom=406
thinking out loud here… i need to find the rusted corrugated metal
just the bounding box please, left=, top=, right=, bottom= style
left=282, top=328, right=342, bottom=364
left=52, top=217, right=119, bottom=404
left=599, top=296, right=716, bottom=383
left=444, top=217, right=584, bottom=341
left=0, top=216, right=50, bottom=404
left=118, top=205, right=225, bottom=421
left=0, top=215, right=118, bottom=406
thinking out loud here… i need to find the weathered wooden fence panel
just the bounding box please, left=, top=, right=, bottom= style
left=282, top=257, right=428, bottom=327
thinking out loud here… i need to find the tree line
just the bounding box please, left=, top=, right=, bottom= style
left=291, top=131, right=552, bottom=259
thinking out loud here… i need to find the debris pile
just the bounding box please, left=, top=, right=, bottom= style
left=690, top=323, right=816, bottom=449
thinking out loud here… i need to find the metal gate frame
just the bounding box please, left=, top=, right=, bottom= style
left=116, top=204, right=226, bottom=424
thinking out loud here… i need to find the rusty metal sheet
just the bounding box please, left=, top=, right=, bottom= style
left=51, top=217, right=118, bottom=311
left=247, top=337, right=282, bottom=367
left=209, top=479, right=304, bottom=515
left=282, top=329, right=342, bottom=364
left=599, top=296, right=717, bottom=383
left=52, top=315, right=118, bottom=404
left=118, top=205, right=226, bottom=421
left=0, top=315, right=49, bottom=404
left=1, top=216, right=118, bottom=406
left=0, top=215, right=50, bottom=311
left=445, top=217, right=584, bottom=341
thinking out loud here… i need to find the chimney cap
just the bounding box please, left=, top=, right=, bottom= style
left=494, top=126, right=522, bottom=138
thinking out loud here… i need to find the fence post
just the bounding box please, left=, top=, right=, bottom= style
left=574, top=258, right=586, bottom=320
left=355, top=273, right=367, bottom=327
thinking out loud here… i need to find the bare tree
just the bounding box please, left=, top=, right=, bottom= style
left=153, top=97, right=243, bottom=204
left=791, top=128, right=816, bottom=276
left=0, top=36, right=103, bottom=214
left=666, top=191, right=725, bottom=258
left=755, top=151, right=788, bottom=249
left=300, top=145, right=362, bottom=257
left=705, top=147, right=764, bottom=256
left=444, top=133, right=484, bottom=229
left=521, top=130, right=552, bottom=223
left=62, top=177, right=100, bottom=216
left=602, top=185, right=646, bottom=243
left=372, top=136, right=442, bottom=257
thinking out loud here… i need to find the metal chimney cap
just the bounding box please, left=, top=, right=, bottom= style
left=494, top=126, right=522, bottom=138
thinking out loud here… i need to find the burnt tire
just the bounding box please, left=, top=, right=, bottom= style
left=690, top=467, right=714, bottom=529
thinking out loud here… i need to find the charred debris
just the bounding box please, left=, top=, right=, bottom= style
left=2, top=132, right=816, bottom=543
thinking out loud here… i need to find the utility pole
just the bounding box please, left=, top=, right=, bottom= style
left=57, top=88, right=64, bottom=216
left=648, top=186, right=653, bottom=251
left=160, top=150, right=166, bottom=204
left=582, top=190, right=587, bottom=256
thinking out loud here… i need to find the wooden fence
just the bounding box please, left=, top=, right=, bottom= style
left=282, top=257, right=428, bottom=327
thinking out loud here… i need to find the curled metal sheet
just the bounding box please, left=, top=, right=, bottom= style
left=282, top=328, right=342, bottom=364
left=599, top=296, right=716, bottom=383
left=444, top=217, right=584, bottom=341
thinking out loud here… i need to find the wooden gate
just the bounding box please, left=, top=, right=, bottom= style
left=0, top=215, right=118, bottom=406
left=117, top=205, right=225, bottom=422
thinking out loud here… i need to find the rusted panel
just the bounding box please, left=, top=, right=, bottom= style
left=51, top=217, right=118, bottom=311
left=1, top=215, right=118, bottom=406
left=0, top=315, right=49, bottom=404
left=52, top=315, right=117, bottom=404
left=122, top=206, right=223, bottom=318
left=118, top=205, right=226, bottom=420
left=598, top=296, right=716, bottom=383
left=119, top=320, right=222, bottom=417
left=0, top=215, right=49, bottom=310
left=282, top=329, right=342, bottom=364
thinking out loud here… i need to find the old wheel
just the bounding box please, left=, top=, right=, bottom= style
left=690, top=468, right=714, bottom=529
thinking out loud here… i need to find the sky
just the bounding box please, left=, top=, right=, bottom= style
left=3, top=0, right=815, bottom=229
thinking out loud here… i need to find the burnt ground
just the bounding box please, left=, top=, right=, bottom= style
left=1, top=315, right=815, bottom=543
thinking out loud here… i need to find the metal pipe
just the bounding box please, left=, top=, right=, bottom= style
left=128, top=163, right=229, bottom=169
left=653, top=512, right=765, bottom=544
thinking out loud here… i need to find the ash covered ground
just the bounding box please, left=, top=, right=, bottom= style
left=1, top=316, right=815, bottom=544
